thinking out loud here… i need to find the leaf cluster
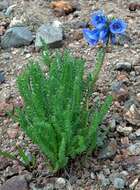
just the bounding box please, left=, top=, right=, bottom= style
left=16, top=48, right=112, bottom=171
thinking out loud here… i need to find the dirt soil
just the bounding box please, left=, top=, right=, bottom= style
left=0, top=0, right=140, bottom=189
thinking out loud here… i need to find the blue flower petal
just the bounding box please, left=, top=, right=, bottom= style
left=99, top=28, right=109, bottom=44
left=109, top=19, right=127, bottom=34
left=83, top=28, right=100, bottom=46
left=111, top=34, right=116, bottom=44
left=91, top=10, right=107, bottom=30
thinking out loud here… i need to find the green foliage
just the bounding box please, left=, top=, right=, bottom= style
left=0, top=150, right=16, bottom=160
left=17, top=147, right=36, bottom=167
left=16, top=48, right=112, bottom=172
left=0, top=147, right=35, bottom=168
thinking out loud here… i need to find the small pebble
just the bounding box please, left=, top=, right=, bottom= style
left=55, top=178, right=66, bottom=189
left=129, top=178, right=139, bottom=189
left=113, top=177, right=125, bottom=189
left=97, top=172, right=110, bottom=187
left=117, top=126, right=133, bottom=135
left=135, top=129, right=140, bottom=137
left=90, top=172, right=96, bottom=180
left=0, top=71, right=5, bottom=84
left=128, top=143, right=140, bottom=156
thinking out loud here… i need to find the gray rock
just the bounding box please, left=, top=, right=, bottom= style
left=2, top=52, right=11, bottom=60
left=3, top=166, right=18, bottom=178
left=112, top=81, right=129, bottom=101
left=0, top=0, right=8, bottom=11
left=124, top=97, right=139, bottom=109
left=31, top=184, right=54, bottom=190
left=136, top=93, right=140, bottom=102
left=128, top=143, right=140, bottom=156
left=98, top=139, right=117, bottom=160
left=116, top=62, right=132, bottom=72
left=103, top=168, right=111, bottom=176
left=1, top=175, right=29, bottom=190
left=97, top=172, right=110, bottom=187
left=44, top=184, right=54, bottom=190
left=112, top=113, right=123, bottom=124
left=1, top=26, right=33, bottom=49
left=35, top=21, right=64, bottom=48
left=0, top=157, right=10, bottom=170
left=113, top=177, right=125, bottom=189
left=110, top=119, right=116, bottom=130
left=0, top=71, right=5, bottom=84
left=70, top=20, right=88, bottom=29
left=124, top=104, right=140, bottom=127
left=134, top=66, right=140, bottom=74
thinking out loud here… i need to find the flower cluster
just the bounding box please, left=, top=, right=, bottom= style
left=83, top=11, right=127, bottom=46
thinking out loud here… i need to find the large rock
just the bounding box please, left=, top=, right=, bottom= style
left=35, top=21, right=64, bottom=48
left=1, top=26, right=33, bottom=49
left=0, top=176, right=29, bottom=190
left=116, top=61, right=132, bottom=72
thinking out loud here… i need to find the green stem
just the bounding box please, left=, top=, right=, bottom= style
left=85, top=46, right=106, bottom=112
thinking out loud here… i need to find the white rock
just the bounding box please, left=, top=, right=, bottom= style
left=135, top=129, right=140, bottom=136
left=117, top=126, right=133, bottom=135
left=10, top=17, right=24, bottom=27
left=128, top=143, right=140, bottom=155
left=55, top=178, right=66, bottom=189
left=129, top=178, right=139, bottom=189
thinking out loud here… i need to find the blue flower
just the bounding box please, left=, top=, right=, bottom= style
left=109, top=19, right=127, bottom=34
left=99, top=28, right=109, bottom=44
left=82, top=10, right=127, bottom=46
left=91, top=10, right=107, bottom=30
left=83, top=28, right=100, bottom=46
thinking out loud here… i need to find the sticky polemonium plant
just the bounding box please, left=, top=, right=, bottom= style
left=83, top=10, right=127, bottom=46
left=82, top=11, right=127, bottom=146
left=13, top=11, right=126, bottom=173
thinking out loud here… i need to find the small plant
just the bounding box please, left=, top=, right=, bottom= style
left=16, top=48, right=112, bottom=172
left=0, top=147, right=36, bottom=169
left=1, top=10, right=126, bottom=172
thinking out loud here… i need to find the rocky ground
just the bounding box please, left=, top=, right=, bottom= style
left=0, top=0, right=140, bottom=189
